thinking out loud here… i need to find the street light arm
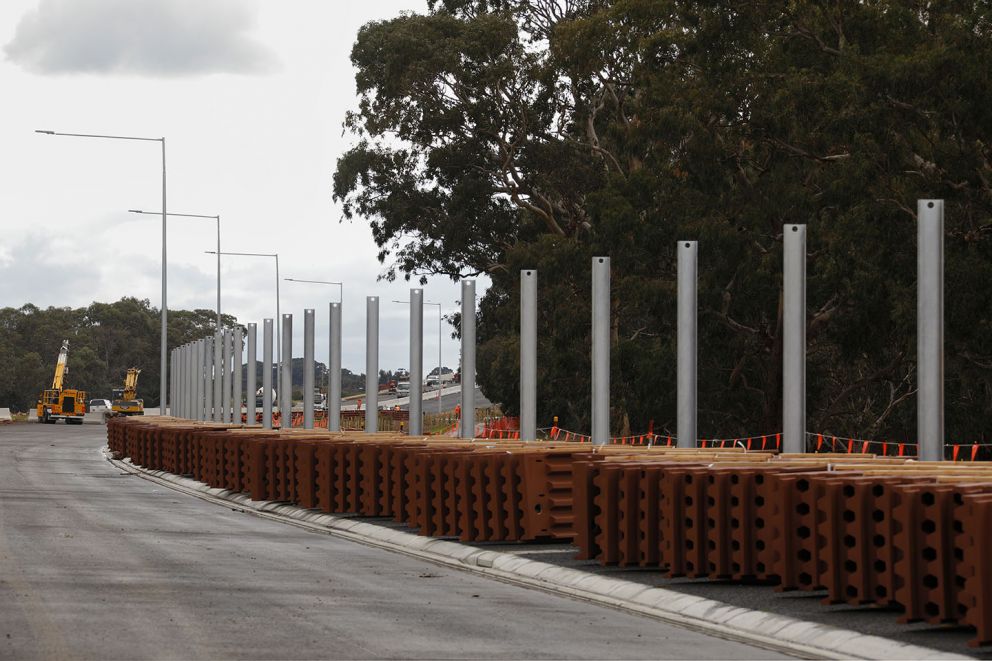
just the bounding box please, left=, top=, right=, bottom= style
left=207, top=250, right=277, bottom=258
left=36, top=130, right=163, bottom=142
left=130, top=209, right=219, bottom=220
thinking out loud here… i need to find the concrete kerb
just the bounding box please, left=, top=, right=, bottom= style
left=101, top=446, right=969, bottom=661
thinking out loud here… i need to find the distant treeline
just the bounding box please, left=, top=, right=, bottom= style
left=0, top=298, right=375, bottom=412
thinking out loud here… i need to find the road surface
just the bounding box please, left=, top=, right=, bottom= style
left=0, top=424, right=785, bottom=660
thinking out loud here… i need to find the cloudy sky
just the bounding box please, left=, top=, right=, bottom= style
left=0, top=0, right=486, bottom=375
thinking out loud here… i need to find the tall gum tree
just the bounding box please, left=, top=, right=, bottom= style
left=335, top=0, right=992, bottom=443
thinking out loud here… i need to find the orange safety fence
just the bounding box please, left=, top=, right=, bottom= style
left=546, top=425, right=675, bottom=446
left=808, top=432, right=992, bottom=461
left=698, top=433, right=782, bottom=451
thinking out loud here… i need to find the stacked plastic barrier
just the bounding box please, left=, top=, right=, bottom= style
left=107, top=417, right=992, bottom=648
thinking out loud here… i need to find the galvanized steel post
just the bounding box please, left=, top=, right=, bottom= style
left=170, top=347, right=177, bottom=417
left=182, top=343, right=189, bottom=419
left=189, top=343, right=196, bottom=419
left=329, top=302, right=342, bottom=432
left=233, top=328, right=243, bottom=425
left=783, top=225, right=806, bottom=453
left=185, top=343, right=190, bottom=419
left=366, top=297, right=379, bottom=434
left=200, top=339, right=208, bottom=420
left=262, top=319, right=273, bottom=429
left=213, top=330, right=223, bottom=422
left=193, top=340, right=203, bottom=421
left=176, top=345, right=183, bottom=418
left=202, top=339, right=209, bottom=420
left=409, top=289, right=424, bottom=435
left=460, top=280, right=476, bottom=439
left=281, top=314, right=292, bottom=428
left=246, top=323, right=256, bottom=427
left=520, top=269, right=537, bottom=441
left=677, top=242, right=697, bottom=448
left=303, top=309, right=315, bottom=429
left=204, top=336, right=214, bottom=420
left=222, top=328, right=233, bottom=423
left=591, top=257, right=610, bottom=445
left=169, top=348, right=175, bottom=417
left=918, top=199, right=944, bottom=461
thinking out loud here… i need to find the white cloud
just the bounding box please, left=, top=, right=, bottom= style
left=4, top=0, right=278, bottom=76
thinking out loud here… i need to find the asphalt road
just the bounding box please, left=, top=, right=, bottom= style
left=0, top=424, right=784, bottom=660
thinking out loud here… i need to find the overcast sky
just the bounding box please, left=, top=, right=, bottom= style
left=0, top=0, right=487, bottom=375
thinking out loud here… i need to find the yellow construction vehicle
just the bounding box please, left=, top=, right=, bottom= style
left=36, top=339, right=87, bottom=424
left=111, top=368, right=144, bottom=416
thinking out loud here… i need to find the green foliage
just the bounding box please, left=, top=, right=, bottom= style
left=337, top=0, right=992, bottom=441
left=0, top=298, right=233, bottom=410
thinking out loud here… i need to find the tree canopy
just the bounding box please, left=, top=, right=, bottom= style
left=335, top=0, right=992, bottom=442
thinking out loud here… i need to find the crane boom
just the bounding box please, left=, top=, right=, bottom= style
left=51, top=339, right=70, bottom=390
left=111, top=367, right=145, bottom=416
left=123, top=368, right=141, bottom=400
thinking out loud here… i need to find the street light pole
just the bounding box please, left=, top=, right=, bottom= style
left=205, top=251, right=280, bottom=359
left=131, top=209, right=221, bottom=329
left=36, top=129, right=168, bottom=413
left=284, top=278, right=345, bottom=424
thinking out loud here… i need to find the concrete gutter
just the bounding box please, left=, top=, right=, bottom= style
left=103, top=447, right=969, bottom=661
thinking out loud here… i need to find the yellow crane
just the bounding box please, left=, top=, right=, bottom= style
left=36, top=339, right=87, bottom=424
left=111, top=368, right=144, bottom=416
